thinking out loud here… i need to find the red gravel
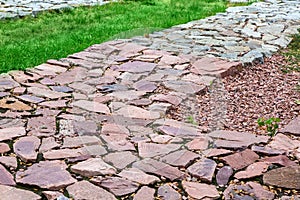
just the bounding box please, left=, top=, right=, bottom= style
left=171, top=54, right=300, bottom=135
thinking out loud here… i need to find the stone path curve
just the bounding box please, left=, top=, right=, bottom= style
left=0, top=0, right=114, bottom=19
left=0, top=0, right=299, bottom=200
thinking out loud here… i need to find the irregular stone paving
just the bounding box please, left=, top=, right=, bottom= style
left=129, top=0, right=300, bottom=64
left=0, top=0, right=115, bottom=19
left=0, top=1, right=299, bottom=200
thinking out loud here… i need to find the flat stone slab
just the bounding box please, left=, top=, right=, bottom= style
left=191, top=57, right=241, bottom=77
left=157, top=184, right=182, bottom=200
left=224, top=182, right=275, bottom=200
left=116, top=105, right=160, bottom=120
left=0, top=156, right=18, bottom=169
left=280, top=116, right=300, bottom=136
left=0, top=185, right=41, bottom=200
left=160, top=149, right=200, bottom=167
left=134, top=186, right=155, bottom=200
left=158, top=125, right=203, bottom=137
left=263, top=166, right=300, bottom=189
left=91, top=176, right=139, bottom=196
left=62, top=136, right=102, bottom=148
left=103, top=151, right=139, bottom=169
left=16, top=160, right=76, bottom=190
left=0, top=127, right=26, bottom=142
left=234, top=162, right=269, bottom=179
left=267, top=133, right=300, bottom=151
left=27, top=116, right=56, bottom=137
left=182, top=181, right=220, bottom=199
left=132, top=158, right=184, bottom=181
left=216, top=166, right=233, bottom=186
left=72, top=100, right=110, bottom=114
left=117, top=61, right=156, bottom=73
left=221, top=149, right=259, bottom=170
left=138, top=142, right=181, bottom=158
left=67, top=180, right=116, bottom=200
left=0, top=143, right=10, bottom=153
left=187, top=158, right=217, bottom=183
left=163, top=80, right=205, bottom=94
left=0, top=0, right=299, bottom=198
left=118, top=168, right=160, bottom=185
left=13, top=136, right=40, bottom=162
left=209, top=130, right=269, bottom=149
left=0, top=164, right=15, bottom=186
left=71, top=158, right=116, bottom=177
left=0, top=98, right=32, bottom=111
left=27, top=87, right=70, bottom=99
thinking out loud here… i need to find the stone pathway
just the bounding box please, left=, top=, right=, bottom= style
left=129, top=0, right=300, bottom=64
left=0, top=0, right=299, bottom=200
left=0, top=0, right=114, bottom=19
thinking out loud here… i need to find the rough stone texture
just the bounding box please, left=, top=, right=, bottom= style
left=191, top=57, right=241, bottom=77
left=185, top=136, right=211, bottom=150
left=132, top=158, right=184, bottom=181
left=91, top=176, right=139, bottom=196
left=0, top=143, right=10, bottom=153
left=42, top=191, right=65, bottom=200
left=16, top=160, right=76, bottom=190
left=62, top=136, right=102, bottom=148
left=234, top=162, right=269, bottom=179
left=134, top=186, right=155, bottom=200
left=160, top=150, right=199, bottom=167
left=203, top=148, right=232, bottom=158
left=0, top=164, right=15, bottom=186
left=0, top=1, right=299, bottom=198
left=260, top=155, right=297, bottom=167
left=103, top=151, right=139, bottom=169
left=187, top=158, right=217, bottom=183
left=138, top=142, right=181, bottom=158
left=118, top=61, right=156, bottom=73
left=158, top=125, right=203, bottom=137
left=182, top=181, right=220, bottom=199
left=221, top=149, right=259, bottom=170
left=281, top=116, right=300, bottom=135
left=251, top=145, right=285, bottom=156
left=224, top=182, right=275, bottom=200
left=157, top=184, right=182, bottom=200
left=116, top=105, right=160, bottom=119
left=267, top=133, right=300, bottom=151
left=43, top=148, right=90, bottom=160
left=209, top=130, right=269, bottom=149
left=0, top=127, right=26, bottom=142
left=13, top=136, right=40, bottom=162
left=263, top=166, right=300, bottom=189
left=0, top=97, right=32, bottom=111
left=118, top=168, right=160, bottom=185
left=0, top=156, right=18, bottom=169
left=216, top=166, right=233, bottom=186
left=73, top=100, right=110, bottom=114
left=0, top=185, right=41, bottom=200
left=71, top=158, right=116, bottom=177
left=67, top=181, right=116, bottom=200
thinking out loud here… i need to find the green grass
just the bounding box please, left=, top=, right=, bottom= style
left=281, top=31, right=300, bottom=73
left=0, top=0, right=228, bottom=73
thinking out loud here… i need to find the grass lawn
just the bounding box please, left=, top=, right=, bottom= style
left=282, top=33, right=300, bottom=73
left=0, top=0, right=230, bottom=73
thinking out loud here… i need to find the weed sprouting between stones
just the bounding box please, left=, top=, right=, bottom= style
left=257, top=117, right=280, bottom=137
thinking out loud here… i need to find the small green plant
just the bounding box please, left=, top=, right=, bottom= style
left=186, top=116, right=197, bottom=125
left=257, top=117, right=280, bottom=137
left=295, top=99, right=300, bottom=105
left=295, top=83, right=300, bottom=92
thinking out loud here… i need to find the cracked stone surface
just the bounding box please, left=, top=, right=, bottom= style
left=0, top=0, right=299, bottom=199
